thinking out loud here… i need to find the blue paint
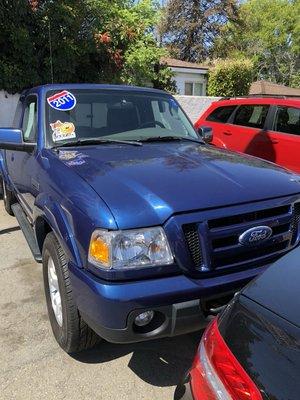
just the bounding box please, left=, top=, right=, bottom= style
left=1, top=83, right=300, bottom=343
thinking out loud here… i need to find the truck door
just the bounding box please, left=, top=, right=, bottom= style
left=6, top=95, right=39, bottom=219
left=225, top=104, right=272, bottom=159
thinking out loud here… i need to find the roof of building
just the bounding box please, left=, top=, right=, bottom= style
left=250, top=80, right=300, bottom=96
left=161, top=57, right=209, bottom=70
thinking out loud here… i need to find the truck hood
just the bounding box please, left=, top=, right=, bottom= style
left=56, top=142, right=300, bottom=228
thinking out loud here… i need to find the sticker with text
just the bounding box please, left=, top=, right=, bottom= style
left=50, top=120, right=76, bottom=142
left=47, top=90, right=76, bottom=111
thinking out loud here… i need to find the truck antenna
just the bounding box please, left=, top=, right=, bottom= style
left=48, top=18, right=54, bottom=84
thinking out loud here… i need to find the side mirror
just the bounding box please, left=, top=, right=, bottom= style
left=198, top=126, right=213, bottom=144
left=0, top=128, right=35, bottom=152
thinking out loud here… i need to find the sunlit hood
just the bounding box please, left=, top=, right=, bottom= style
left=56, top=142, right=300, bottom=229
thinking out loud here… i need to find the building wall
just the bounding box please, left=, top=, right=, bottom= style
left=174, top=71, right=207, bottom=96
left=175, top=95, right=220, bottom=123
left=0, top=90, right=219, bottom=127
left=0, top=91, right=19, bottom=127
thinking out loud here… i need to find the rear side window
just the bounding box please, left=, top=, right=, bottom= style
left=273, top=106, right=300, bottom=135
left=233, top=105, right=269, bottom=129
left=206, top=105, right=236, bottom=123
left=22, top=96, right=38, bottom=143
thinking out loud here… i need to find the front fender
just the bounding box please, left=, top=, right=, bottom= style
left=34, top=194, right=84, bottom=267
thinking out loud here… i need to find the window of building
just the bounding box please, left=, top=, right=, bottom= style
left=184, top=82, right=203, bottom=96
left=184, top=82, right=193, bottom=96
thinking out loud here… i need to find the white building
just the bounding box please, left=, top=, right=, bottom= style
left=162, top=57, right=209, bottom=96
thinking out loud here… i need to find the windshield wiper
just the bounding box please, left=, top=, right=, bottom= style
left=53, top=138, right=143, bottom=148
left=139, top=136, right=205, bottom=145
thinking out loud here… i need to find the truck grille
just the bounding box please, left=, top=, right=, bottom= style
left=182, top=224, right=203, bottom=268
left=183, top=203, right=300, bottom=272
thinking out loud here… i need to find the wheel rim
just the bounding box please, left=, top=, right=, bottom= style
left=48, top=257, right=63, bottom=327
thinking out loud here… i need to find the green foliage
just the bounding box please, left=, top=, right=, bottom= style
left=207, top=59, right=254, bottom=97
left=213, top=0, right=300, bottom=86
left=0, top=0, right=40, bottom=93
left=0, top=0, right=175, bottom=93
left=290, top=73, right=300, bottom=89
left=158, top=0, right=239, bottom=62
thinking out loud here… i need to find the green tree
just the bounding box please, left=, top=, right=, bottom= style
left=0, top=0, right=40, bottom=93
left=92, top=0, right=176, bottom=90
left=213, top=0, right=300, bottom=86
left=158, top=0, right=239, bottom=62
left=0, top=0, right=176, bottom=93
left=207, top=58, right=254, bottom=97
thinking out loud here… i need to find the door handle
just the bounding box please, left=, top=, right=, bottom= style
left=223, top=131, right=232, bottom=136
left=270, top=139, right=278, bottom=144
left=11, top=153, right=14, bottom=162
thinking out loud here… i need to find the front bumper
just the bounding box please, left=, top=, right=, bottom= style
left=69, top=262, right=268, bottom=344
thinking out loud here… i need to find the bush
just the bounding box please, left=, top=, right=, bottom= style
left=207, top=59, right=254, bottom=97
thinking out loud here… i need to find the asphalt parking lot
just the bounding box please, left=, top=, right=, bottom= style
left=0, top=197, right=202, bottom=400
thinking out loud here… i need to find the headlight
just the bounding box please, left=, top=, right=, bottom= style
left=88, top=227, right=173, bottom=270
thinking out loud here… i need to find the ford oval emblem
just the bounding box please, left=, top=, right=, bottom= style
left=239, top=226, right=273, bottom=246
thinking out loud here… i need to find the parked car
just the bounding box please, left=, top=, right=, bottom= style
left=195, top=96, right=300, bottom=172
left=1, top=84, right=300, bottom=354
left=177, top=247, right=300, bottom=400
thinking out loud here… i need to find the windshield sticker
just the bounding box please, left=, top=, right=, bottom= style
left=50, top=120, right=76, bottom=142
left=47, top=90, right=77, bottom=111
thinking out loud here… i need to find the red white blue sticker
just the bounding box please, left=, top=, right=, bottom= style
left=47, top=90, right=77, bottom=111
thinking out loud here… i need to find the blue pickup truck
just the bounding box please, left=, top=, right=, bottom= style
left=1, top=84, right=300, bottom=353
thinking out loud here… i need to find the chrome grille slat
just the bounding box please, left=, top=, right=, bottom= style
left=212, top=232, right=293, bottom=255
left=209, top=212, right=293, bottom=239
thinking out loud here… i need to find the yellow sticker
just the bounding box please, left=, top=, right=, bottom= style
left=50, top=120, right=76, bottom=142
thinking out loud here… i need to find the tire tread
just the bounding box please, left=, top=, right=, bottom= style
left=43, top=232, right=100, bottom=353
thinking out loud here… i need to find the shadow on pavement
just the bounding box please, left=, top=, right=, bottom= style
left=0, top=226, right=20, bottom=235
left=73, top=330, right=203, bottom=388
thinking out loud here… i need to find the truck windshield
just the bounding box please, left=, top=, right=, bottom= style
left=45, top=89, right=198, bottom=146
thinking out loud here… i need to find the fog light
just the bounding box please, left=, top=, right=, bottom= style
left=134, top=311, right=154, bottom=327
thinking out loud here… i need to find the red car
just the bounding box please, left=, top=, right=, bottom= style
left=195, top=97, right=300, bottom=173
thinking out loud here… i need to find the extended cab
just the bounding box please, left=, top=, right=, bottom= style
left=1, top=84, right=300, bottom=353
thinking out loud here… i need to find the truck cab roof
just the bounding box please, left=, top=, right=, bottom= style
left=21, top=83, right=168, bottom=98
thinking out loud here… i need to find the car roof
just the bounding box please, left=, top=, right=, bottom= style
left=212, top=97, right=300, bottom=108
left=22, top=83, right=169, bottom=97
left=242, top=247, right=300, bottom=328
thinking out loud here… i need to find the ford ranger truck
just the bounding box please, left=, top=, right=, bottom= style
left=1, top=84, right=300, bottom=354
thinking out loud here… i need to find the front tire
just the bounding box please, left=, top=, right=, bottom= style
left=42, top=232, right=100, bottom=353
left=1, top=178, right=16, bottom=216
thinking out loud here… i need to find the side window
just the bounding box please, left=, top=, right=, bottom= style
left=233, top=105, right=269, bottom=129
left=206, top=106, right=236, bottom=123
left=22, top=96, right=38, bottom=142
left=273, top=106, right=300, bottom=135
